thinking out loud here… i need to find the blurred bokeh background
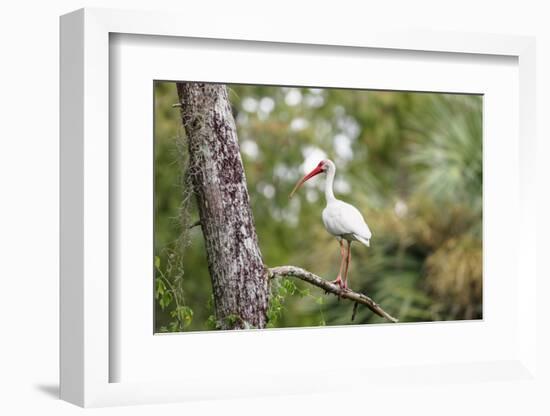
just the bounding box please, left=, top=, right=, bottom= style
left=154, top=81, right=482, bottom=332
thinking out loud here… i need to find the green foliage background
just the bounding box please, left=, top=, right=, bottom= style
left=154, top=81, right=482, bottom=332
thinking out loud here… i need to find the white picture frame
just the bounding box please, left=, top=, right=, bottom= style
left=60, top=8, right=537, bottom=407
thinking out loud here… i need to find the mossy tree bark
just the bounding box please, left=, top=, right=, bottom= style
left=176, top=83, right=268, bottom=329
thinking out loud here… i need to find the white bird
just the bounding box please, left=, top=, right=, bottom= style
left=289, top=159, right=372, bottom=290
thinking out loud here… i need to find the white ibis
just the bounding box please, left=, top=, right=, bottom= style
left=289, top=159, right=372, bottom=290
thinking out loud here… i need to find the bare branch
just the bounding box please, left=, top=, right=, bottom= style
left=268, top=265, right=398, bottom=323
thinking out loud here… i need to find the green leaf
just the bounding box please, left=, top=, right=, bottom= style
left=206, top=315, right=218, bottom=329
left=172, top=305, right=194, bottom=327
left=160, top=291, right=172, bottom=310
left=155, top=279, right=166, bottom=299
left=206, top=294, right=214, bottom=311
left=297, top=288, right=310, bottom=298
left=282, top=279, right=297, bottom=295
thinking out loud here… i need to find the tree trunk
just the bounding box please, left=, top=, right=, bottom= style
left=176, top=83, right=268, bottom=329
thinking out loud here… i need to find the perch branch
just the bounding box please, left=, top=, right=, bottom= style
left=268, top=265, right=398, bottom=323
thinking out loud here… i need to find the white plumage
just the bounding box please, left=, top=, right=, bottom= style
left=322, top=199, right=372, bottom=247
left=289, top=159, right=372, bottom=289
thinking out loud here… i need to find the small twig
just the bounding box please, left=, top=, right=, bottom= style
left=351, top=302, right=359, bottom=321
left=172, top=103, right=182, bottom=108
left=268, top=265, right=398, bottom=323
left=189, top=220, right=201, bottom=229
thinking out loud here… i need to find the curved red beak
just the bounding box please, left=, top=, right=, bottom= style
left=289, top=165, right=324, bottom=198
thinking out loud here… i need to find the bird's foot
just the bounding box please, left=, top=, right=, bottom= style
left=331, top=276, right=344, bottom=289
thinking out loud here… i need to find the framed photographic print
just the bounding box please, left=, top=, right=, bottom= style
left=60, top=8, right=537, bottom=407
left=152, top=81, right=482, bottom=332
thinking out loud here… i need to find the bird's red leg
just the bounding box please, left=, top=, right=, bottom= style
left=331, top=240, right=346, bottom=288
left=343, top=240, right=352, bottom=290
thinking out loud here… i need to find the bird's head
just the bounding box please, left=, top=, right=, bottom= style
left=289, top=159, right=333, bottom=198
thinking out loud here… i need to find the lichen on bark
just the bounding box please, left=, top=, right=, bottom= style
left=176, top=83, right=268, bottom=329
